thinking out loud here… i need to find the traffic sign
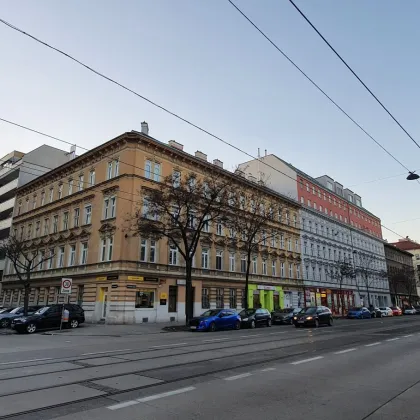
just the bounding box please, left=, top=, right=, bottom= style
left=61, top=278, right=72, bottom=295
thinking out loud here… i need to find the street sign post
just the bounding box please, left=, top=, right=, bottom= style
left=60, top=278, right=72, bottom=330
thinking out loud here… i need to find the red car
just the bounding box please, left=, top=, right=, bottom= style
left=391, top=306, right=402, bottom=316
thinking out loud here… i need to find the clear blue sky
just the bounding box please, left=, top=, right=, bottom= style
left=1, top=0, right=419, bottom=243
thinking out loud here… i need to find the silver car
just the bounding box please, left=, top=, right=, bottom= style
left=379, top=307, right=393, bottom=317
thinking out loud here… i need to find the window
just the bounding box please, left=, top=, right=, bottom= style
left=68, top=179, right=73, bottom=195
left=317, top=245, right=321, bottom=257
left=107, top=160, right=119, bottom=179
left=312, top=186, right=316, bottom=195
left=145, top=160, right=152, bottom=179
left=80, top=242, right=88, bottom=264
left=135, top=290, right=154, bottom=308
left=89, top=170, right=95, bottom=186
left=272, top=260, right=276, bottom=276
left=48, top=248, right=54, bottom=269
left=40, top=192, right=45, bottom=206
left=169, top=245, right=178, bottom=265
left=262, top=259, right=267, bottom=275
left=53, top=215, right=58, bottom=233
left=271, top=232, right=276, bottom=248
left=229, top=253, right=235, bottom=272
left=63, top=212, right=69, bottom=230
left=49, top=188, right=54, bottom=203
left=241, top=255, right=247, bottom=273
left=32, top=196, right=37, bottom=210
left=293, top=214, right=297, bottom=227
left=27, top=224, right=32, bottom=239
left=289, top=264, right=293, bottom=278
left=168, top=286, right=177, bottom=312
left=58, top=184, right=63, bottom=199
left=216, top=288, right=224, bottom=308
left=43, top=218, right=50, bottom=235
left=153, top=163, right=161, bottom=182
left=262, top=230, right=267, bottom=245
left=140, top=239, right=157, bottom=263
left=318, top=189, right=321, bottom=198
left=296, top=264, right=301, bottom=279
left=305, top=265, right=309, bottom=280
left=327, top=181, right=333, bottom=191
left=35, top=221, right=40, bottom=237
left=202, top=288, right=210, bottom=309
left=58, top=246, right=65, bottom=268
left=77, top=285, right=84, bottom=306
left=319, top=205, right=323, bottom=213
left=313, top=202, right=317, bottom=210
left=280, top=234, right=285, bottom=249
left=100, top=236, right=113, bottom=262
left=304, top=241, right=308, bottom=254
left=73, top=208, right=80, bottom=227
left=216, top=250, right=223, bottom=270
left=288, top=238, right=292, bottom=251
left=252, top=256, right=257, bottom=274
left=281, top=262, right=285, bottom=277
left=103, top=196, right=116, bottom=219
left=68, top=245, right=76, bottom=266
left=201, top=248, right=209, bottom=269
left=307, top=199, right=311, bottom=207
left=78, top=174, right=84, bottom=191
left=306, top=183, right=310, bottom=192
left=202, top=215, right=210, bottom=232
left=311, top=243, right=314, bottom=256
left=172, top=170, right=181, bottom=187
left=216, top=222, right=223, bottom=236
left=84, top=205, right=92, bottom=225
left=25, top=199, right=29, bottom=212
left=295, top=239, right=299, bottom=252
left=229, top=289, right=237, bottom=309
left=285, top=211, right=290, bottom=225
left=300, top=196, right=304, bottom=204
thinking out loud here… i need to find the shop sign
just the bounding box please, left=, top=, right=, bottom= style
left=96, top=276, right=107, bottom=281
left=257, top=285, right=276, bottom=291
left=126, top=284, right=137, bottom=289
left=177, top=279, right=186, bottom=285
left=107, top=275, right=119, bottom=280
left=111, top=284, right=119, bottom=289
left=128, top=276, right=144, bottom=281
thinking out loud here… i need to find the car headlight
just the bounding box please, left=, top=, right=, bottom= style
left=242, top=318, right=249, bottom=322
left=306, top=316, right=313, bottom=320
left=293, top=316, right=297, bottom=320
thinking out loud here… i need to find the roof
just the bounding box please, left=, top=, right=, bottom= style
left=384, top=242, right=414, bottom=257
left=389, top=239, right=420, bottom=252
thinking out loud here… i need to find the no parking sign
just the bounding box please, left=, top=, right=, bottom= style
left=61, top=278, right=72, bottom=295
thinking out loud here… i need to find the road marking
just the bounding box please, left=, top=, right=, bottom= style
left=137, top=386, right=196, bottom=402
left=240, top=334, right=261, bottom=338
left=0, top=357, right=52, bottom=366
left=108, top=400, right=139, bottom=410
left=404, top=334, right=413, bottom=338
left=269, top=331, right=287, bottom=335
left=386, top=338, right=400, bottom=342
left=334, top=348, right=357, bottom=355
left=149, top=343, right=187, bottom=349
left=261, top=367, right=276, bottom=372
left=224, top=372, right=252, bottom=381
left=365, top=342, right=381, bottom=347
left=203, top=338, right=229, bottom=343
left=82, top=349, right=132, bottom=356
left=291, top=356, right=323, bottom=365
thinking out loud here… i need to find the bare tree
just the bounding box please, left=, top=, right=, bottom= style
left=128, top=171, right=231, bottom=324
left=326, top=260, right=355, bottom=316
left=224, top=182, right=283, bottom=310
left=0, top=235, right=54, bottom=316
left=398, top=267, right=418, bottom=306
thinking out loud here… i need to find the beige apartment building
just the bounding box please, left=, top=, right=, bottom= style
left=0, top=125, right=302, bottom=323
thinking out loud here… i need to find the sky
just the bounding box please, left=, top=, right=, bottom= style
left=1, top=0, right=420, bottom=243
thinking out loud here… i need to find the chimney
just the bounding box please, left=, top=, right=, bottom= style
left=67, top=145, right=76, bottom=161
left=213, top=159, right=223, bottom=169
left=265, top=149, right=267, bottom=157
left=141, top=121, right=149, bottom=135
left=195, top=151, right=207, bottom=161
left=168, top=140, right=184, bottom=151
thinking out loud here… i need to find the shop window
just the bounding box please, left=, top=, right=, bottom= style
left=202, top=288, right=210, bottom=309
left=135, top=290, right=155, bottom=308
left=216, top=288, right=224, bottom=308
left=229, top=289, right=237, bottom=309
left=253, top=292, right=260, bottom=309
left=273, top=294, right=280, bottom=310
left=168, top=286, right=177, bottom=312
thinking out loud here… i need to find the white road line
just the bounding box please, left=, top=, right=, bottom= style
left=386, top=337, right=400, bottom=342
left=149, top=343, right=187, bottom=349
left=261, top=367, right=276, bottom=372
left=404, top=334, right=414, bottom=338
left=240, top=334, right=261, bottom=338
left=224, top=372, right=252, bottom=381
left=81, top=349, right=132, bottom=356
left=137, top=386, right=196, bottom=402
left=334, top=348, right=357, bottom=355
left=365, top=342, right=381, bottom=347
left=0, top=357, right=52, bottom=366
left=269, top=331, right=287, bottom=335
left=291, top=356, right=323, bottom=365
left=203, top=338, right=229, bottom=343
left=107, top=400, right=139, bottom=410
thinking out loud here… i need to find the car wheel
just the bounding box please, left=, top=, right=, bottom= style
left=328, top=317, right=333, bottom=326
left=26, top=323, right=37, bottom=334
left=315, top=319, right=319, bottom=328
left=250, top=320, right=256, bottom=329
left=70, top=319, right=79, bottom=329
left=0, top=319, right=9, bottom=328
left=209, top=322, right=216, bottom=332
left=234, top=321, right=241, bottom=330
left=267, top=319, right=272, bottom=327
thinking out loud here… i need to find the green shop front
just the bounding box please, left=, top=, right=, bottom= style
left=247, top=284, right=284, bottom=312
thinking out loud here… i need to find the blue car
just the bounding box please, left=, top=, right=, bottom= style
left=347, top=307, right=371, bottom=319
left=189, top=309, right=241, bottom=332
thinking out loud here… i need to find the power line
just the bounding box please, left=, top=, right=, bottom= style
left=226, top=1, right=413, bottom=174
left=288, top=0, right=420, bottom=151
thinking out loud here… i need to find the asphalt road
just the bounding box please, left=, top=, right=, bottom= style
left=1, top=316, right=420, bottom=419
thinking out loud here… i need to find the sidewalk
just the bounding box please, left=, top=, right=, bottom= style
left=43, top=321, right=187, bottom=337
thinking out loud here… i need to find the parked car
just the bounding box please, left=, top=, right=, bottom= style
left=368, top=306, right=383, bottom=318
left=347, top=307, right=371, bottom=319
left=189, top=309, right=241, bottom=332
left=0, top=305, right=43, bottom=328
left=379, top=307, right=393, bottom=317
left=413, top=305, right=420, bottom=314
left=403, top=306, right=416, bottom=315
left=11, top=304, right=85, bottom=334
left=272, top=308, right=302, bottom=325
left=293, top=306, right=333, bottom=328
left=239, top=308, right=272, bottom=328
left=0, top=308, right=15, bottom=315
left=391, top=306, right=403, bottom=316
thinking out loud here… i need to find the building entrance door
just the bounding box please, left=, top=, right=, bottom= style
left=100, top=287, right=109, bottom=319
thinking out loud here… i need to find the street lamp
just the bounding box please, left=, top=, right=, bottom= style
left=407, top=172, right=419, bottom=181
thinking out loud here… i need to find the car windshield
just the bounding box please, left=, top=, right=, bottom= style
left=300, top=307, right=317, bottom=315
left=200, top=310, right=220, bottom=317
left=379, top=307, right=387, bottom=310
left=34, top=307, right=50, bottom=315
left=9, top=307, right=23, bottom=314
left=239, top=309, right=256, bottom=316
left=275, top=309, right=294, bottom=314
left=350, top=307, right=362, bottom=311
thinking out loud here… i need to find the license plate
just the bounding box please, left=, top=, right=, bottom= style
left=298, top=320, right=304, bottom=323
left=190, top=326, right=197, bottom=330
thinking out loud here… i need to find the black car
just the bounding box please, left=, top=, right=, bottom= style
left=239, top=308, right=272, bottom=328
left=11, top=304, right=85, bottom=334
left=0, top=305, right=43, bottom=328
left=272, top=308, right=302, bottom=325
left=293, top=306, right=333, bottom=328
left=368, top=305, right=383, bottom=318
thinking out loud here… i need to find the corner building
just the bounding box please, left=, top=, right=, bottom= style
left=1, top=127, right=302, bottom=323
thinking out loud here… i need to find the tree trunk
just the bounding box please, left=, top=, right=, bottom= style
left=244, top=250, right=252, bottom=310
left=185, top=259, right=193, bottom=325
left=23, top=274, right=30, bottom=316
left=339, top=280, right=344, bottom=317
left=366, top=279, right=371, bottom=307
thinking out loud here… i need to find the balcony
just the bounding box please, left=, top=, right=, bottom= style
left=0, top=160, right=21, bottom=185
left=0, top=217, right=12, bottom=232
left=0, top=197, right=15, bottom=214
left=0, top=178, right=18, bottom=199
